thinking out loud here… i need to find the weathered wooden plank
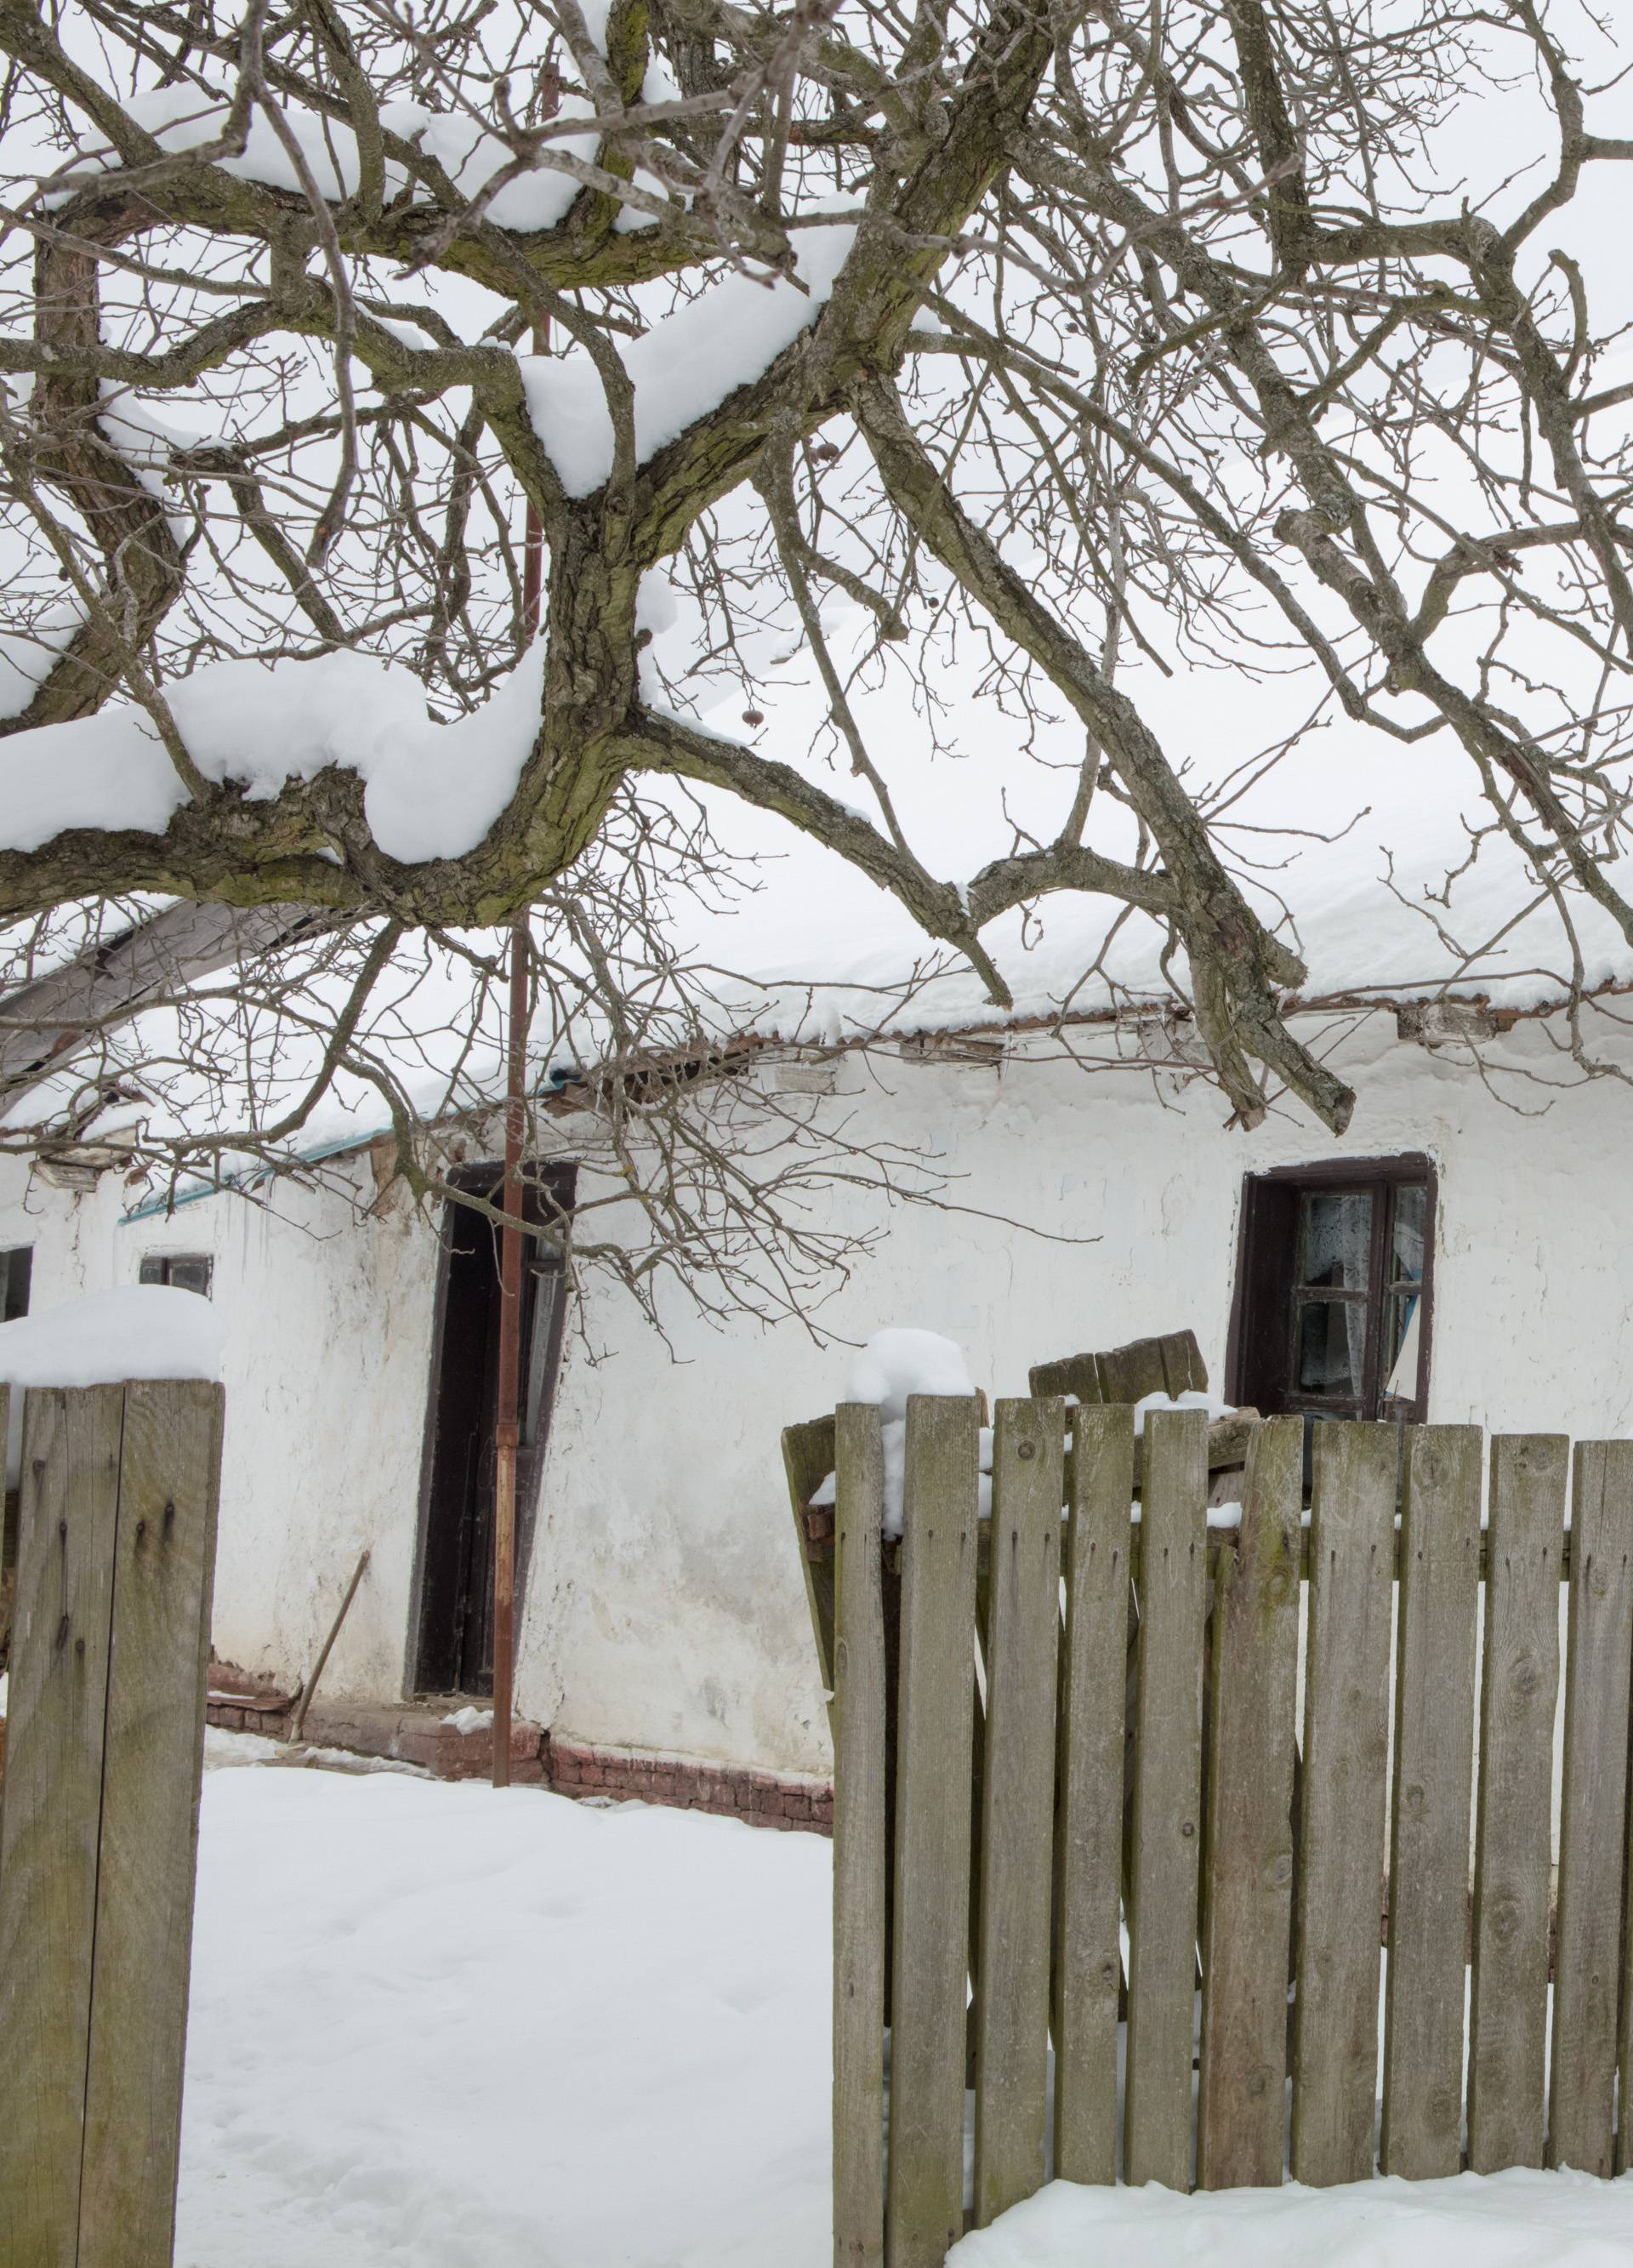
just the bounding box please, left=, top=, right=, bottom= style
left=1028, top=1352, right=1104, bottom=1405
left=1197, top=1416, right=1302, bottom=2191
left=833, top=1405, right=888, bottom=2268
left=1053, top=1405, right=1134, bottom=2186
left=1124, top=1405, right=1208, bottom=2191
left=1468, top=1433, right=1566, bottom=2175
left=1158, top=1331, right=1208, bottom=1395
left=1549, top=1440, right=1633, bottom=2177
left=887, top=1395, right=981, bottom=2268
left=1099, top=1338, right=1170, bottom=1406
left=902, top=1519, right=1580, bottom=1589
left=973, top=1399, right=1063, bottom=2227
left=0, top=1385, right=126, bottom=2268
left=79, top=1381, right=225, bottom=2268
left=1381, top=1424, right=1482, bottom=2180
left=782, top=1414, right=839, bottom=1707
left=1290, top=1421, right=1397, bottom=2188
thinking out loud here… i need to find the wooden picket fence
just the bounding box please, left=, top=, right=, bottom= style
left=0, top=1377, right=225, bottom=2268
left=809, top=1394, right=1633, bottom=2265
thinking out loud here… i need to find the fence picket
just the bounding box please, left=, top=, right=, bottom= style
left=973, top=1399, right=1063, bottom=2226
left=0, top=1386, right=126, bottom=2268
left=1467, top=1433, right=1566, bottom=2174
left=1549, top=1440, right=1633, bottom=2178
left=1052, top=1404, right=1133, bottom=2186
left=1381, top=1424, right=1482, bottom=2180
left=1197, top=1416, right=1302, bottom=2191
left=1291, top=1421, right=1397, bottom=2187
left=1124, top=1406, right=1207, bottom=2191
left=1098, top=1339, right=1169, bottom=1405
left=827, top=1395, right=1633, bottom=2257
left=886, top=1395, right=981, bottom=2268
left=833, top=1405, right=888, bottom=2268
left=79, top=1379, right=224, bottom=2266
left=782, top=1414, right=839, bottom=1705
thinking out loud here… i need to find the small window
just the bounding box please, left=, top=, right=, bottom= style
left=139, top=1253, right=213, bottom=1297
left=3, top=1246, right=31, bottom=1322
left=1229, top=1159, right=1434, bottom=1426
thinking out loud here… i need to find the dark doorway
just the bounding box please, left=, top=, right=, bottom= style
left=410, top=1161, right=574, bottom=1696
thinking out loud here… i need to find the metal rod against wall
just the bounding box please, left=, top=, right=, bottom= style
left=493, top=347, right=544, bottom=1792
left=492, top=922, right=526, bottom=1789
left=288, top=1547, right=371, bottom=1746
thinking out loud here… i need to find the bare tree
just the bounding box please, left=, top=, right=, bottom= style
left=0, top=0, right=1630, bottom=1226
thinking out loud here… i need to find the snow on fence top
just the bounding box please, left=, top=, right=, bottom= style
left=0, top=1285, right=225, bottom=1388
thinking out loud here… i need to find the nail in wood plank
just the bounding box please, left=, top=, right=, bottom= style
left=1052, top=1405, right=1133, bottom=2185
left=1290, top=1421, right=1396, bottom=2187
left=1468, top=1434, right=1565, bottom=2174
left=887, top=1395, right=980, bottom=2268
left=973, top=1399, right=1062, bottom=2225
left=1381, top=1424, right=1482, bottom=2179
left=0, top=1385, right=126, bottom=2268
left=1124, top=1406, right=1207, bottom=2191
left=833, top=1404, right=887, bottom=2268
left=1198, top=1416, right=1301, bottom=2191
left=1549, top=1441, right=1633, bottom=2176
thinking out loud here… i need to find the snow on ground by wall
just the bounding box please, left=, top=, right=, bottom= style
left=176, top=1763, right=830, bottom=2268
left=0, top=1283, right=225, bottom=1385
left=950, top=2168, right=1633, bottom=2267
left=174, top=1756, right=1633, bottom=2268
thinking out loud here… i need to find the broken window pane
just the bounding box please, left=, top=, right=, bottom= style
left=1390, top=1184, right=1427, bottom=1284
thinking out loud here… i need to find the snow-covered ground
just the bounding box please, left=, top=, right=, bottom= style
left=178, top=1749, right=829, bottom=2268
left=178, top=1747, right=1633, bottom=2267
left=949, top=2168, right=1633, bottom=2266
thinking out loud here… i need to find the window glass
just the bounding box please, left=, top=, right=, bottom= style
left=139, top=1254, right=213, bottom=1297
left=1296, top=1300, right=1367, bottom=1398
left=1382, top=1291, right=1422, bottom=1403
left=1390, top=1184, right=1427, bottom=1284
left=1299, top=1190, right=1373, bottom=1291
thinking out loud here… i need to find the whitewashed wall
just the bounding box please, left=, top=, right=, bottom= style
left=3, top=1006, right=1630, bottom=1781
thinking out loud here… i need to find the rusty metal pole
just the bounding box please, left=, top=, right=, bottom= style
left=492, top=391, right=545, bottom=1791
left=491, top=916, right=527, bottom=1788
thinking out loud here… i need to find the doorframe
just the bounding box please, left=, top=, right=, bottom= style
left=402, top=1158, right=575, bottom=1700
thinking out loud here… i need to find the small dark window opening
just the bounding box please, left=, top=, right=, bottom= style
left=139, top=1253, right=213, bottom=1297
left=409, top=1160, right=575, bottom=1699
left=1226, top=1156, right=1436, bottom=1431
left=3, top=1245, right=31, bottom=1323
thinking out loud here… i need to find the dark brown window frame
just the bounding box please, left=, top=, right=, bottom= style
left=1226, top=1153, right=1438, bottom=1427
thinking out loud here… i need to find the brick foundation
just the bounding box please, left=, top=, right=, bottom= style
left=204, top=1668, right=832, bottom=1833
left=549, top=1739, right=833, bottom=1834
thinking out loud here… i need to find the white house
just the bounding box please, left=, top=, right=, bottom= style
left=2, top=932, right=1627, bottom=1815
